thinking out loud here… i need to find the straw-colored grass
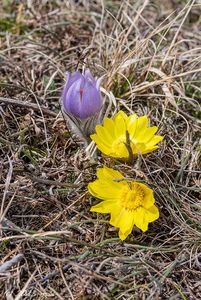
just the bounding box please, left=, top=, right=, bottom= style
left=0, top=1, right=200, bottom=299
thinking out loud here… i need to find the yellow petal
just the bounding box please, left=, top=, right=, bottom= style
left=97, top=166, right=124, bottom=180
left=133, top=207, right=149, bottom=232
left=118, top=224, right=133, bottom=240
left=110, top=207, right=130, bottom=226
left=142, top=145, right=159, bottom=154
left=137, top=183, right=155, bottom=209
left=88, top=181, right=120, bottom=201
left=135, top=126, right=158, bottom=143
left=131, top=142, right=146, bottom=155
left=118, top=230, right=128, bottom=241
left=117, top=210, right=135, bottom=238
left=88, top=167, right=124, bottom=200
left=128, top=116, right=148, bottom=141
left=133, top=204, right=159, bottom=232
left=90, top=135, right=111, bottom=155
left=109, top=208, right=135, bottom=240
left=145, top=135, right=163, bottom=147
left=127, top=116, right=137, bottom=136
left=94, top=125, right=113, bottom=144
left=127, top=114, right=137, bottom=128
left=145, top=205, right=159, bottom=222
left=90, top=134, right=108, bottom=148
left=90, top=200, right=116, bottom=213
left=113, top=110, right=127, bottom=122
left=114, top=114, right=127, bottom=138
left=103, top=117, right=115, bottom=136
left=136, top=115, right=148, bottom=129
left=109, top=207, right=124, bottom=227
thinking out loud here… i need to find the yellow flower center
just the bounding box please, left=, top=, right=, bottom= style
left=121, top=182, right=144, bottom=211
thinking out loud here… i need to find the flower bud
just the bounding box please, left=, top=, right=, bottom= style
left=61, top=69, right=103, bottom=142
left=62, top=69, right=102, bottom=119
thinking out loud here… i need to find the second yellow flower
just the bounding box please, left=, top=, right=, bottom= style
left=91, top=110, right=163, bottom=160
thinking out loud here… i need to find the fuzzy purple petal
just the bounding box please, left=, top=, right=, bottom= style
left=63, top=78, right=83, bottom=118
left=66, top=71, right=83, bottom=90
left=79, top=80, right=102, bottom=119
left=62, top=69, right=102, bottom=120
left=62, top=71, right=82, bottom=105
left=84, top=69, right=96, bottom=85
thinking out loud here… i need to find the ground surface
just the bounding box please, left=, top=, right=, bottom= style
left=0, top=0, right=201, bottom=299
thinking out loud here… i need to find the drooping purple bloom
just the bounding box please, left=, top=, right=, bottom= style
left=62, top=69, right=102, bottom=120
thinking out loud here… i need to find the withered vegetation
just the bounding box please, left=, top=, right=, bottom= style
left=0, top=1, right=201, bottom=299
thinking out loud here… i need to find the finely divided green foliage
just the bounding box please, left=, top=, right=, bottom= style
left=0, top=1, right=201, bottom=299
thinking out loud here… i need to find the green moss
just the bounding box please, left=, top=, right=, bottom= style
left=0, top=18, right=15, bottom=32
left=0, top=17, right=31, bottom=35
left=0, top=240, right=10, bottom=252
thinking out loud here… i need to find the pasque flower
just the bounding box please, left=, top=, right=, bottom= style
left=91, top=111, right=163, bottom=160
left=61, top=69, right=103, bottom=140
left=62, top=69, right=102, bottom=119
left=88, top=166, right=159, bottom=240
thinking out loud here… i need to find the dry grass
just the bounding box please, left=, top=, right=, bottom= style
left=0, top=0, right=201, bottom=299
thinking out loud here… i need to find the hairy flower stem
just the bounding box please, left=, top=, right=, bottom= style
left=125, top=130, right=134, bottom=164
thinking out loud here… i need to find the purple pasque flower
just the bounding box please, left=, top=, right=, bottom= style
left=62, top=69, right=102, bottom=120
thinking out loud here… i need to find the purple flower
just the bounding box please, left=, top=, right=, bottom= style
left=62, top=69, right=102, bottom=120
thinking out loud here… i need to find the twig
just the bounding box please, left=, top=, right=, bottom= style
left=0, top=254, right=24, bottom=273
left=27, top=174, right=79, bottom=188
left=0, top=136, right=13, bottom=146
left=0, top=157, right=13, bottom=223
left=31, top=251, right=128, bottom=287
left=14, top=270, right=36, bottom=300
left=0, top=217, right=25, bottom=232
left=0, top=97, right=57, bottom=117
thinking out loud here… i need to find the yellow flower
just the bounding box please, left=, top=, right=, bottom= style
left=90, top=110, right=163, bottom=160
left=88, top=166, right=159, bottom=240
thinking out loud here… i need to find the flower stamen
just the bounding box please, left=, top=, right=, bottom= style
left=121, top=182, right=144, bottom=211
